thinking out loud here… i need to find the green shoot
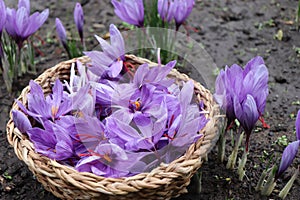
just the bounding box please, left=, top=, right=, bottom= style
left=296, top=0, right=300, bottom=30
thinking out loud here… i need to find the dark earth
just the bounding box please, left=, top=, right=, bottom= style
left=1, top=0, right=300, bottom=199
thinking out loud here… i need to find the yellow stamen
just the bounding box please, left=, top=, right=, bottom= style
left=51, top=106, right=59, bottom=118
left=134, top=101, right=141, bottom=110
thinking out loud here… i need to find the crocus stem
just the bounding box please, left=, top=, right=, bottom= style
left=297, top=0, right=300, bottom=31
left=278, top=166, right=299, bottom=199
left=27, top=39, right=36, bottom=74
left=2, top=64, right=12, bottom=93
left=0, top=42, right=3, bottom=71
left=261, top=165, right=277, bottom=196
left=198, top=171, right=202, bottom=194
left=20, top=47, right=27, bottom=75
left=226, top=131, right=244, bottom=169
left=81, top=38, right=86, bottom=51
left=255, top=168, right=268, bottom=191
left=218, top=130, right=226, bottom=162
left=13, top=46, right=21, bottom=82
left=192, top=170, right=202, bottom=194
left=238, top=148, right=249, bottom=181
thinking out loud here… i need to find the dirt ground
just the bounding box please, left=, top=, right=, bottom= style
left=0, top=0, right=300, bottom=199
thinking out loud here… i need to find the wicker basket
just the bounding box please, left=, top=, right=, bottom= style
left=7, top=55, right=220, bottom=200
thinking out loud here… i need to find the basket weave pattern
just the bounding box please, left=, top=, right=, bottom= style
left=7, top=55, right=220, bottom=200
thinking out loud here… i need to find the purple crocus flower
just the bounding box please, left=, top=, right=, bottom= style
left=173, top=0, right=195, bottom=30
left=133, top=61, right=176, bottom=89
left=85, top=24, right=124, bottom=79
left=5, top=0, right=49, bottom=48
left=55, top=18, right=68, bottom=52
left=234, top=94, right=259, bottom=152
left=165, top=80, right=207, bottom=147
left=12, top=110, right=32, bottom=133
left=276, top=140, right=300, bottom=179
left=19, top=79, right=95, bottom=122
left=58, top=115, right=108, bottom=157
left=65, top=61, right=99, bottom=93
left=111, top=0, right=144, bottom=27
left=17, top=79, right=72, bottom=123
left=18, top=0, right=30, bottom=13
left=214, top=64, right=243, bottom=129
left=0, top=0, right=5, bottom=64
left=106, top=84, right=168, bottom=151
left=74, top=2, right=84, bottom=44
left=234, top=57, right=268, bottom=151
left=76, top=143, right=132, bottom=177
left=214, top=56, right=268, bottom=151
left=27, top=120, right=74, bottom=161
left=128, top=81, right=207, bottom=172
left=65, top=61, right=115, bottom=118
left=157, top=0, right=175, bottom=23
left=296, top=110, right=300, bottom=141
left=0, top=0, right=6, bottom=36
left=276, top=110, right=300, bottom=177
left=242, top=56, right=269, bottom=115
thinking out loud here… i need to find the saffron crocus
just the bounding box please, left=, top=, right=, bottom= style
left=214, top=56, right=268, bottom=151
left=62, top=115, right=108, bottom=156
left=76, top=143, right=132, bottom=177
left=276, top=110, right=300, bottom=178
left=296, top=110, right=300, bottom=141
left=111, top=0, right=144, bottom=27
left=133, top=61, right=176, bottom=89
left=12, top=110, right=32, bottom=133
left=276, top=140, right=300, bottom=179
left=65, top=61, right=99, bottom=94
left=85, top=24, right=125, bottom=79
left=173, top=0, right=195, bottom=30
left=5, top=0, right=49, bottom=48
left=235, top=57, right=269, bottom=151
left=18, top=0, right=30, bottom=13
left=234, top=94, right=259, bottom=151
left=214, top=64, right=243, bottom=129
left=106, top=84, right=168, bottom=151
left=0, top=0, right=6, bottom=36
left=0, top=0, right=6, bottom=63
left=157, top=0, right=175, bottom=23
left=242, top=56, right=269, bottom=115
left=55, top=18, right=68, bottom=53
left=27, top=120, right=74, bottom=161
left=74, top=2, right=84, bottom=44
left=166, top=80, right=207, bottom=147
left=17, top=79, right=72, bottom=123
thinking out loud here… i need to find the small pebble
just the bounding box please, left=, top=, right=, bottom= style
left=4, top=186, right=12, bottom=192
left=268, top=132, right=274, bottom=136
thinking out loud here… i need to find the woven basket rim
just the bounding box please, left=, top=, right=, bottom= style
left=6, top=55, right=220, bottom=198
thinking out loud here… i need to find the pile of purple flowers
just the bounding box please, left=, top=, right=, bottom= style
left=12, top=24, right=208, bottom=178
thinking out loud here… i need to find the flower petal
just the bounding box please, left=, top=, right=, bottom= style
left=74, top=2, right=84, bottom=40
left=12, top=110, right=32, bottom=133
left=234, top=94, right=259, bottom=133
left=109, top=24, right=125, bottom=59
left=296, top=110, right=300, bottom=141
left=18, top=0, right=30, bottom=14
left=276, top=140, right=300, bottom=178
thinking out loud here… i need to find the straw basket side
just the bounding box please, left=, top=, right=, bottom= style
left=6, top=55, right=220, bottom=200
